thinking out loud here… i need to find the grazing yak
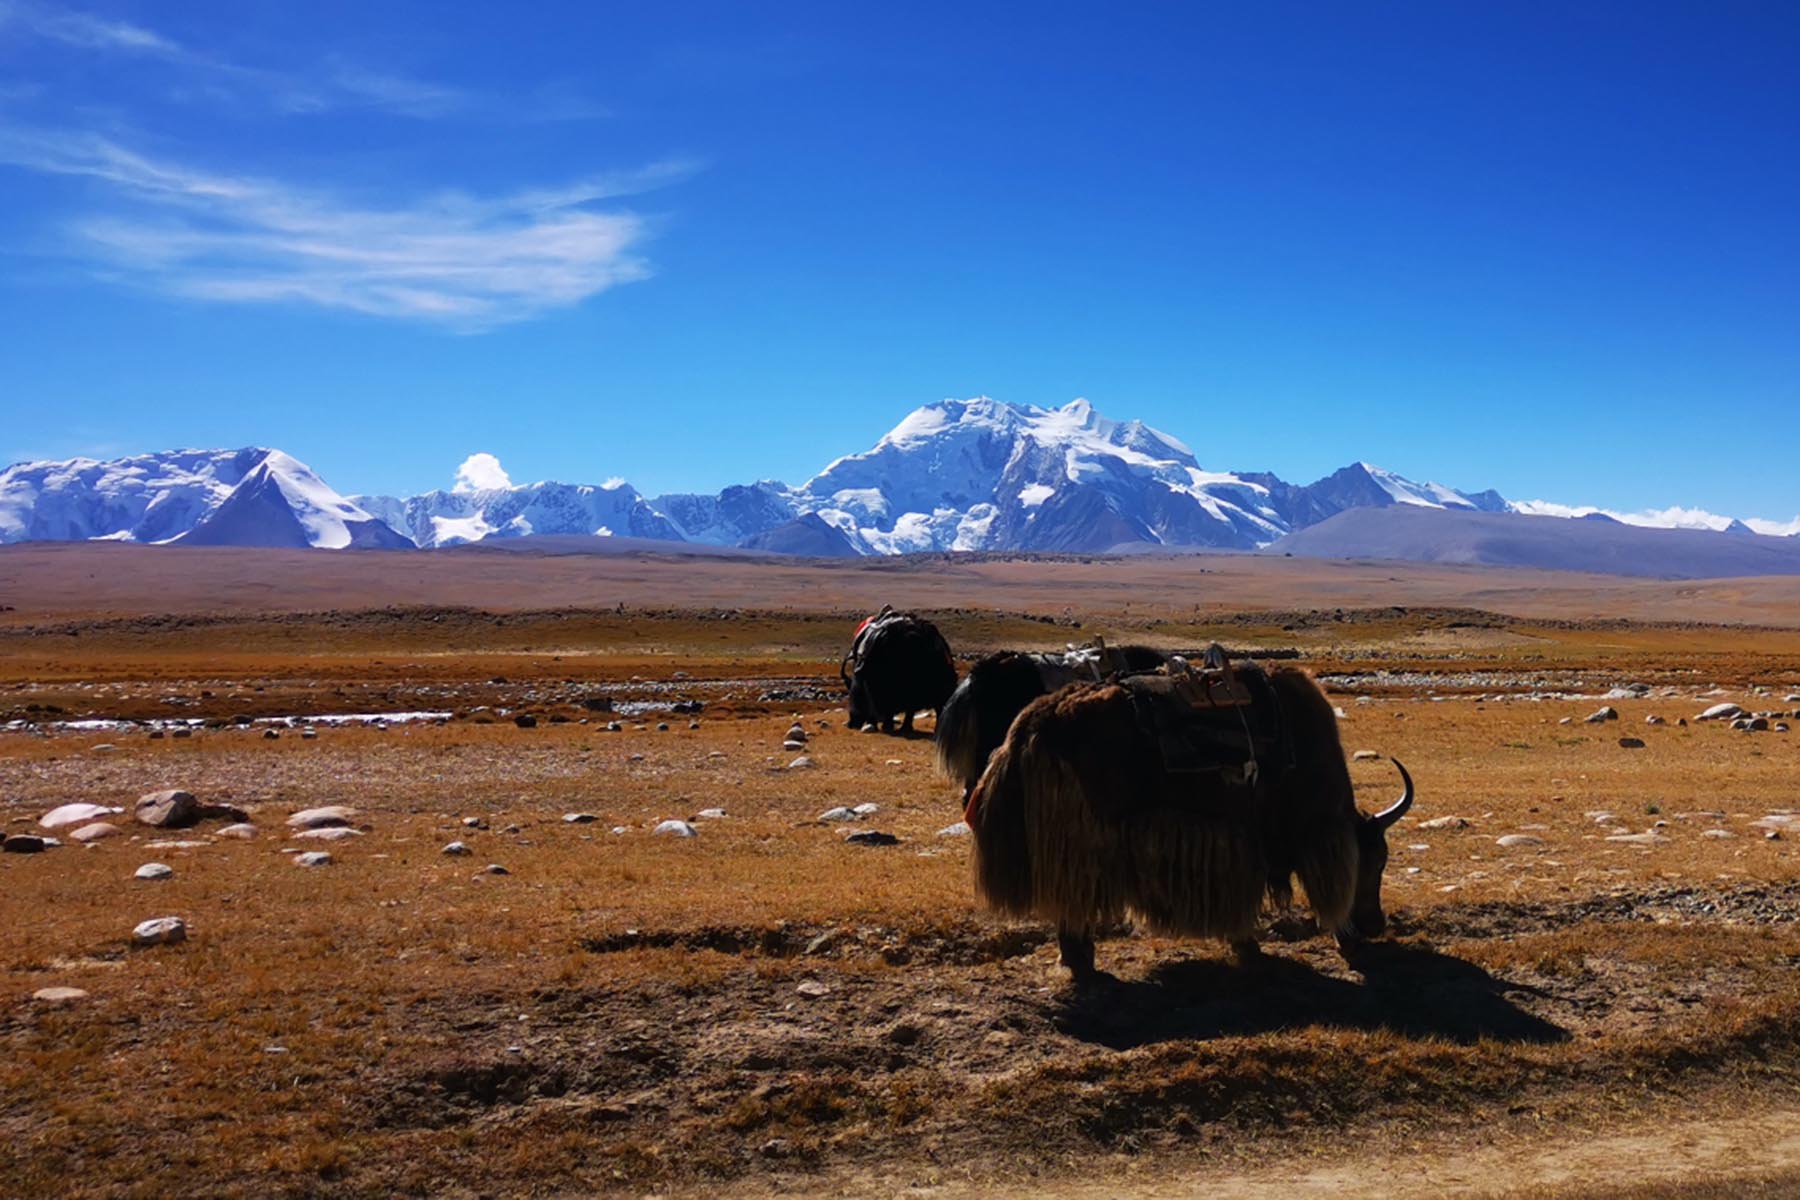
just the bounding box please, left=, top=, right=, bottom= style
left=841, top=606, right=958, bottom=734
left=965, top=655, right=1413, bottom=983
left=935, top=642, right=1169, bottom=805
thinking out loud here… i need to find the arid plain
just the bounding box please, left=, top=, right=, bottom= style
left=6, top=543, right=1800, bottom=1198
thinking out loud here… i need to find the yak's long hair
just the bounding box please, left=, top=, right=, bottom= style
left=967, top=665, right=1359, bottom=939
left=934, top=645, right=1168, bottom=797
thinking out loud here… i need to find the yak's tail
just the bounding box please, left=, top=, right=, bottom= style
left=933, top=674, right=985, bottom=791
left=967, top=734, right=1037, bottom=917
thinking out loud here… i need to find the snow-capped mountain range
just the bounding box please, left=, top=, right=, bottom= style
left=2, top=398, right=1794, bottom=558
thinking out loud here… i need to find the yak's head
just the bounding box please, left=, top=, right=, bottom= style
left=845, top=670, right=875, bottom=730
left=1341, top=758, right=1415, bottom=945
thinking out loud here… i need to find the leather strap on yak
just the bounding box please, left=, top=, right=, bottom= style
left=1124, top=645, right=1288, bottom=789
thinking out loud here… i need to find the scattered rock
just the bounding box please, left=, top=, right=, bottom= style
left=134, top=789, right=198, bottom=829
left=262, top=729, right=280, bottom=740
left=1749, top=717, right=1771, bottom=732
left=3, top=834, right=48, bottom=853
left=938, top=822, right=971, bottom=837
left=785, top=726, right=808, bottom=743
left=39, top=803, right=123, bottom=830
left=478, top=863, right=509, bottom=875
left=845, top=830, right=900, bottom=846
left=1702, top=829, right=1736, bottom=840
left=1351, top=750, right=1381, bottom=761
left=656, top=722, right=670, bottom=732
left=442, top=841, right=472, bottom=856
left=69, top=822, right=122, bottom=843
left=760, top=1139, right=792, bottom=1159
left=795, top=980, right=831, bottom=998
left=1618, top=737, right=1646, bottom=749
left=694, top=808, right=726, bottom=820
left=90, top=743, right=117, bottom=753
left=1418, top=816, right=1469, bottom=831
left=294, top=827, right=362, bottom=841
left=32, top=986, right=88, bottom=1004
left=1583, top=707, right=1619, bottom=724
left=852, top=803, right=880, bottom=816
left=1496, top=835, right=1543, bottom=848
left=818, top=807, right=857, bottom=823
left=216, top=823, right=258, bottom=840
left=653, top=820, right=697, bottom=838
left=287, top=806, right=355, bottom=830
left=781, top=739, right=806, bottom=751
left=562, top=812, right=599, bottom=824
left=605, top=721, right=623, bottom=732
left=610, top=826, right=629, bottom=835
left=1604, top=832, right=1670, bottom=846
left=300, top=728, right=317, bottom=740
left=171, top=728, right=193, bottom=739
left=132, top=916, right=187, bottom=946
left=1778, top=723, right=1791, bottom=733
left=788, top=755, right=815, bottom=770
left=1558, top=717, right=1573, bottom=726
left=1698, top=703, right=1745, bottom=721
left=134, top=862, right=173, bottom=880
left=514, top=714, right=538, bottom=728
left=1645, top=715, right=1665, bottom=725
left=295, top=851, right=333, bottom=867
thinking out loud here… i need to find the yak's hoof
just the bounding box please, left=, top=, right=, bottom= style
left=1230, top=938, right=1263, bottom=966
left=1335, top=929, right=1367, bottom=958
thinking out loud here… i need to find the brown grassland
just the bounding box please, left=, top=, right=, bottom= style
left=5, top=544, right=1800, bottom=1197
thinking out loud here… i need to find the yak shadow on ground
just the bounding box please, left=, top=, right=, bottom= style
left=1053, top=939, right=1568, bottom=1049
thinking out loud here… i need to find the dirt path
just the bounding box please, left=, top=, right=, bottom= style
left=760, top=1101, right=1800, bottom=1199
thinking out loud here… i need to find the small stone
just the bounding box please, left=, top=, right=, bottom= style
left=1604, top=832, right=1670, bottom=846
left=1768, top=830, right=1784, bottom=841
left=216, top=823, right=258, bottom=840
left=462, top=816, right=487, bottom=829
left=262, top=729, right=280, bottom=740
left=782, top=739, right=806, bottom=751
left=1702, top=829, right=1735, bottom=840
left=818, top=807, right=857, bottom=822
left=134, top=862, right=173, bottom=880
left=694, top=808, right=726, bottom=820
left=1584, top=707, right=1619, bottom=724
left=514, top=714, right=538, bottom=728
left=294, top=827, right=361, bottom=841
left=40, top=803, right=123, bottom=830
left=795, top=980, right=831, bottom=998
left=1418, top=816, right=1469, bottom=831
left=688, top=721, right=700, bottom=730
left=295, top=851, right=333, bottom=867
left=562, top=812, right=598, bottom=824
left=788, top=755, right=815, bottom=770
left=3, top=834, right=47, bottom=853
left=1496, top=835, right=1543, bottom=848
left=32, top=986, right=88, bottom=1004
left=442, top=841, right=472, bottom=856
left=69, top=822, right=123, bottom=843
left=610, top=826, right=628, bottom=835
left=90, top=743, right=117, bottom=753
left=478, top=863, right=509, bottom=875
left=656, top=722, right=670, bottom=732
left=1778, top=723, right=1791, bottom=733
left=300, top=728, right=317, bottom=740
left=135, top=789, right=199, bottom=829
left=287, top=806, right=355, bottom=830
left=761, top=1139, right=792, bottom=1159
left=938, top=822, right=971, bottom=837
left=172, top=728, right=193, bottom=739
left=1617, top=737, right=1646, bottom=749
left=845, top=830, right=900, bottom=846
left=1558, top=717, right=1573, bottom=726
left=851, top=803, right=880, bottom=816
left=132, top=916, right=187, bottom=946
left=1749, top=717, right=1771, bottom=732
left=605, top=721, right=622, bottom=732
left=1698, top=703, right=1744, bottom=721
left=1645, top=715, right=1665, bottom=725
left=653, top=819, right=697, bottom=837
left=1352, top=750, right=1381, bottom=761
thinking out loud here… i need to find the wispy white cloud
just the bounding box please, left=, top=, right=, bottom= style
left=1513, top=499, right=1800, bottom=537
left=0, top=126, right=694, bottom=329
left=3, top=1, right=481, bottom=119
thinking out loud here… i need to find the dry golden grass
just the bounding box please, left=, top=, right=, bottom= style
left=4, top=579, right=1800, bottom=1196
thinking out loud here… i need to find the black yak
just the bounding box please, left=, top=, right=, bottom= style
left=841, top=606, right=958, bottom=734
left=935, top=642, right=1169, bottom=805
left=965, top=657, right=1413, bottom=983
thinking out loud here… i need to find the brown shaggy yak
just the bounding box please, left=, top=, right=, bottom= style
left=965, top=663, right=1413, bottom=982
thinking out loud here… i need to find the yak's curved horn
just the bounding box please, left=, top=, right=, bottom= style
left=1371, top=757, right=1414, bottom=829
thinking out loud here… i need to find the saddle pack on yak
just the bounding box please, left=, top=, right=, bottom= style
left=1119, top=644, right=1291, bottom=791
left=841, top=605, right=957, bottom=734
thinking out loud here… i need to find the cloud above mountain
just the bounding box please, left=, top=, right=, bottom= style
left=453, top=453, right=512, bottom=493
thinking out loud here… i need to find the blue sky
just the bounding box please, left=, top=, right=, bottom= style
left=0, top=1, right=1795, bottom=521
